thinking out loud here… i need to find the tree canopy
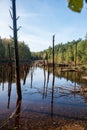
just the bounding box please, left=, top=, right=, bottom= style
left=32, top=38, right=87, bottom=65
left=67, top=0, right=87, bottom=12
left=0, top=37, right=31, bottom=62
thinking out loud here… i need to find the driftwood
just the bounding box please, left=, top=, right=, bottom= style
left=82, top=76, right=87, bottom=80
left=55, top=85, right=87, bottom=95
left=61, top=68, right=76, bottom=72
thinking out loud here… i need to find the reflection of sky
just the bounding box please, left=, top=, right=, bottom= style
left=55, top=77, right=80, bottom=90
left=0, top=83, right=17, bottom=116
left=0, top=83, right=17, bottom=98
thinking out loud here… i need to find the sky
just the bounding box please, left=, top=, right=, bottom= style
left=0, top=0, right=87, bottom=52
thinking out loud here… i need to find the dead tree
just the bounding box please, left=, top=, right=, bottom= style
left=74, top=42, right=78, bottom=67
left=52, top=35, right=55, bottom=77
left=51, top=35, right=55, bottom=119
left=10, top=0, right=22, bottom=100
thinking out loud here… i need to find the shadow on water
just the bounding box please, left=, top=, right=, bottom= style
left=1, top=63, right=87, bottom=129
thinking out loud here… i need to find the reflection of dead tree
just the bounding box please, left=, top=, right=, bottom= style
left=7, top=65, right=13, bottom=109
left=30, top=66, right=34, bottom=88
left=23, top=64, right=29, bottom=85
left=42, top=68, right=46, bottom=99
left=2, top=65, right=5, bottom=91
left=51, top=74, right=55, bottom=120
left=45, top=67, right=50, bottom=97
left=47, top=68, right=50, bottom=85
left=73, top=72, right=77, bottom=96
left=15, top=98, right=21, bottom=129
left=40, top=54, right=50, bottom=98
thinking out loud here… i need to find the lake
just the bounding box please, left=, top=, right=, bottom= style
left=0, top=63, right=87, bottom=129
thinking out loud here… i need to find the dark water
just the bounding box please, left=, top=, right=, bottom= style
left=0, top=63, right=87, bottom=127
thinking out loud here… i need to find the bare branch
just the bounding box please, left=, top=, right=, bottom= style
left=9, top=10, right=13, bottom=19
left=10, top=6, right=13, bottom=10
left=17, top=26, right=22, bottom=31
left=16, top=16, right=20, bottom=21
left=9, top=25, right=14, bottom=30
left=9, top=35, right=14, bottom=40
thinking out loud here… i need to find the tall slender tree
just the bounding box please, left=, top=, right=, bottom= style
left=10, top=0, right=22, bottom=100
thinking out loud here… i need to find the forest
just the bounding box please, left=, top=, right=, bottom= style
left=0, top=37, right=31, bottom=62
left=1, top=37, right=87, bottom=66
left=32, top=38, right=87, bottom=65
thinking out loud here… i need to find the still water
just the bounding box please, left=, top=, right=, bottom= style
left=0, top=64, right=87, bottom=126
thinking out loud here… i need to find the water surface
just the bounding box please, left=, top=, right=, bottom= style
left=0, top=64, right=87, bottom=127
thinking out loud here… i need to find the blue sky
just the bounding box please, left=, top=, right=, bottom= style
left=0, top=0, right=87, bottom=52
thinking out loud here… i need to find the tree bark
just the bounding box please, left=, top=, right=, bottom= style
left=12, top=0, right=22, bottom=100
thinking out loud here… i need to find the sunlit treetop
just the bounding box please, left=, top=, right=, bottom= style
left=67, top=0, right=87, bottom=13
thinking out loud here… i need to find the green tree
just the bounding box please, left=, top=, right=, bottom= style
left=0, top=37, right=5, bottom=58
left=67, top=0, right=87, bottom=13
left=18, top=41, right=31, bottom=61
left=0, top=38, right=31, bottom=61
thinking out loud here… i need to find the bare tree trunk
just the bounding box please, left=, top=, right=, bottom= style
left=52, top=35, right=55, bottom=76
left=51, top=35, right=55, bottom=119
left=12, top=0, right=22, bottom=100
left=75, top=42, right=77, bottom=67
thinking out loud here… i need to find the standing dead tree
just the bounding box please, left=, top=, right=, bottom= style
left=74, top=41, right=78, bottom=67
left=52, top=35, right=55, bottom=78
left=9, top=0, right=22, bottom=100
left=51, top=35, right=55, bottom=119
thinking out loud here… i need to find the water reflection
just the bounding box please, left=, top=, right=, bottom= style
left=7, top=65, right=12, bottom=109
left=15, top=98, right=21, bottom=129
left=30, top=66, right=34, bottom=88
left=0, top=64, right=85, bottom=86
left=2, top=65, right=5, bottom=91
left=1, top=63, right=87, bottom=126
left=23, top=64, right=29, bottom=85
left=51, top=74, right=55, bottom=120
left=42, top=68, right=46, bottom=99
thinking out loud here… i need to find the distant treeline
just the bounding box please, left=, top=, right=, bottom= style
left=32, top=38, right=87, bottom=65
left=1, top=37, right=87, bottom=65
left=0, top=37, right=31, bottom=61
